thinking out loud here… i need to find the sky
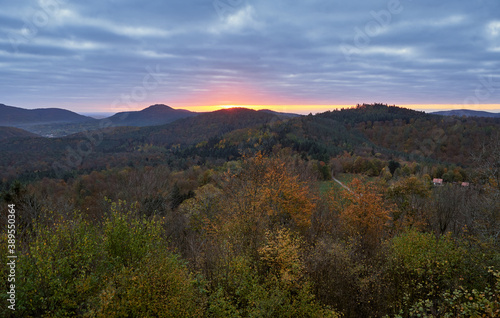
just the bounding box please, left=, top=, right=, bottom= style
left=1, top=0, right=499, bottom=115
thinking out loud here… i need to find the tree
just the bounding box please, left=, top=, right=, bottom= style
left=330, top=178, right=394, bottom=251
left=387, top=230, right=499, bottom=316
left=170, top=182, right=194, bottom=210
left=473, top=131, right=500, bottom=189
left=388, top=160, right=401, bottom=176
left=199, top=153, right=317, bottom=282
left=388, top=176, right=431, bottom=231
left=218, top=153, right=316, bottom=233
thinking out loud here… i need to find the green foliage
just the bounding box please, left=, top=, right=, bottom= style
left=386, top=230, right=499, bottom=316
left=208, top=254, right=339, bottom=318
left=390, top=268, right=500, bottom=317
left=388, top=176, right=431, bottom=230
left=103, top=199, right=162, bottom=268
left=14, top=215, right=104, bottom=317
left=1, top=144, right=499, bottom=317
left=91, top=251, right=203, bottom=318
left=2, top=200, right=205, bottom=317
left=179, top=183, right=223, bottom=233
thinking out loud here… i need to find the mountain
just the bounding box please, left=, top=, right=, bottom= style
left=0, top=103, right=197, bottom=137
left=102, top=104, right=197, bottom=127
left=0, top=107, right=284, bottom=181
left=190, top=104, right=500, bottom=165
left=99, top=107, right=283, bottom=148
left=318, top=103, right=436, bottom=124
left=0, top=104, right=96, bottom=127
left=0, top=126, right=39, bottom=140
left=432, top=109, right=500, bottom=118
left=2, top=104, right=499, bottom=183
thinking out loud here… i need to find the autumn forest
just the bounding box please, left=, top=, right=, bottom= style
left=1, top=104, right=499, bottom=317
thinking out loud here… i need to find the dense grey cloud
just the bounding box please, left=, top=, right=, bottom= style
left=0, top=0, right=499, bottom=113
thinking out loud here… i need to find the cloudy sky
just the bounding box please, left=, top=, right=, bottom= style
left=1, top=0, right=499, bottom=114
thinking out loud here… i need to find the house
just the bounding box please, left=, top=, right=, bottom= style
left=461, top=182, right=470, bottom=187
left=432, top=178, right=443, bottom=186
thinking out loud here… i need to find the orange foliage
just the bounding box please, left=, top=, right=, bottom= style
left=331, top=178, right=394, bottom=248
left=234, top=153, right=316, bottom=229
left=203, top=153, right=316, bottom=255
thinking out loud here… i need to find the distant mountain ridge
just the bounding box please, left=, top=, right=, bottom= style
left=432, top=109, right=500, bottom=118
left=0, top=103, right=301, bottom=137
left=1, top=103, right=500, bottom=182
left=0, top=103, right=96, bottom=127
left=110, top=107, right=284, bottom=147
left=103, top=104, right=197, bottom=127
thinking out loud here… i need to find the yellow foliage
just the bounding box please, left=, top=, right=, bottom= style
left=258, top=228, right=304, bottom=288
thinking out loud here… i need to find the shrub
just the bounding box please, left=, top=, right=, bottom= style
left=14, top=215, right=104, bottom=317
left=386, top=230, right=499, bottom=316
left=91, top=251, right=204, bottom=318
left=208, top=254, right=339, bottom=318
left=102, top=199, right=162, bottom=268
left=3, top=200, right=206, bottom=317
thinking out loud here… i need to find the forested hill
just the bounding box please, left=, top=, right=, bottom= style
left=146, top=107, right=280, bottom=145
left=93, top=107, right=282, bottom=147
left=0, top=103, right=95, bottom=126
left=1, top=104, right=499, bottom=318
left=0, top=104, right=499, bottom=182
left=340, top=104, right=500, bottom=164
left=188, top=104, right=499, bottom=166
left=0, top=126, right=39, bottom=140
left=318, top=103, right=436, bottom=124
left=295, top=104, right=499, bottom=164
left=102, top=104, right=196, bottom=127
left=0, top=108, right=283, bottom=180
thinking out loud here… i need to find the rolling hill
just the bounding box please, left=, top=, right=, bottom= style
left=102, top=104, right=197, bottom=127
left=0, top=126, right=39, bottom=140
left=1, top=104, right=499, bottom=183
left=0, top=104, right=96, bottom=126
left=0, top=107, right=286, bottom=180
left=0, top=103, right=302, bottom=137
left=185, top=104, right=500, bottom=165
left=97, top=107, right=283, bottom=148
left=258, top=109, right=300, bottom=119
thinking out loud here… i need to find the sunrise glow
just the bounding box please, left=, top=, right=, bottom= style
left=165, top=104, right=500, bottom=115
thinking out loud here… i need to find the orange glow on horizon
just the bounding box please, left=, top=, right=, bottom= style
left=99, top=78, right=500, bottom=114
left=178, top=104, right=354, bottom=114
left=176, top=104, right=500, bottom=114
left=108, top=103, right=500, bottom=115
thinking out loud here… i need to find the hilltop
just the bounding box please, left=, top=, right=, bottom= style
left=98, top=107, right=283, bottom=148
left=103, top=104, right=197, bottom=127
left=0, top=103, right=498, bottom=182
left=0, top=104, right=96, bottom=127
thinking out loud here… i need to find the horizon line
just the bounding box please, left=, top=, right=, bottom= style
left=4, top=102, right=500, bottom=115
left=78, top=104, right=500, bottom=116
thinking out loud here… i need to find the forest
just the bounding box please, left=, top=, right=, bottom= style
left=1, top=104, right=499, bottom=317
